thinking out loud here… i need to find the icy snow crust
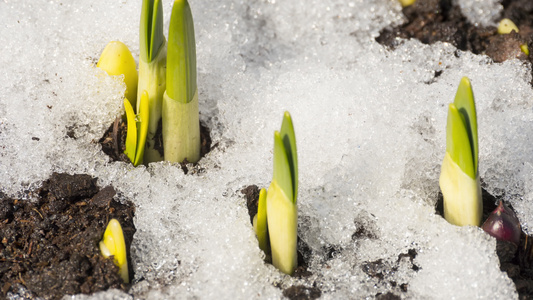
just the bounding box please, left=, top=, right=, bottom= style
left=1, top=0, right=531, bottom=299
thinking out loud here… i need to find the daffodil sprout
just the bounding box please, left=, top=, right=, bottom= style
left=264, top=112, right=298, bottom=275
left=96, top=41, right=138, bottom=107
left=99, top=219, right=129, bottom=283
left=439, top=77, right=482, bottom=226
left=138, top=0, right=167, bottom=164
left=253, top=188, right=270, bottom=255
left=124, top=91, right=150, bottom=166
left=162, top=0, right=201, bottom=163
left=498, top=18, right=529, bottom=56
left=398, top=0, right=416, bottom=7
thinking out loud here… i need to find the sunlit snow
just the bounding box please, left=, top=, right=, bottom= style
left=1, top=0, right=532, bottom=299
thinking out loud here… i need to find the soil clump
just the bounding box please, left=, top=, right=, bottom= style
left=0, top=173, right=135, bottom=300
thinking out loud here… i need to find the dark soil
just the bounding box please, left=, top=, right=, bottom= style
left=241, top=185, right=317, bottom=299
left=436, top=185, right=533, bottom=299
left=376, top=0, right=533, bottom=79
left=0, top=173, right=135, bottom=300
left=98, top=116, right=213, bottom=170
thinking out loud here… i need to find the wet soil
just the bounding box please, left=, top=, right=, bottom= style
left=0, top=173, right=135, bottom=300
left=98, top=116, right=213, bottom=172
left=376, top=0, right=533, bottom=78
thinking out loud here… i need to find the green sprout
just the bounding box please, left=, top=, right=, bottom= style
left=138, top=0, right=167, bottom=164
left=498, top=18, right=529, bottom=56
left=124, top=91, right=150, bottom=166
left=96, top=41, right=138, bottom=107
left=253, top=188, right=270, bottom=255
left=398, top=0, right=416, bottom=7
left=99, top=219, right=129, bottom=283
left=162, top=0, right=201, bottom=163
left=254, top=112, right=298, bottom=275
left=439, top=77, right=482, bottom=226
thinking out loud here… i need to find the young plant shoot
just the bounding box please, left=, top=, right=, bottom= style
left=99, top=219, right=129, bottom=283
left=266, top=112, right=298, bottom=275
left=97, top=41, right=138, bottom=107
left=439, top=77, right=482, bottom=226
left=138, top=0, right=167, bottom=164
left=498, top=18, right=529, bottom=56
left=124, top=91, right=150, bottom=166
left=162, top=0, right=201, bottom=163
left=253, top=188, right=270, bottom=255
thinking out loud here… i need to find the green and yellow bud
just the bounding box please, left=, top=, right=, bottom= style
left=138, top=0, right=167, bottom=164
left=439, top=77, right=482, bottom=226
left=124, top=91, right=150, bottom=166
left=99, top=219, right=129, bottom=283
left=398, top=0, right=416, bottom=7
left=498, top=18, right=519, bottom=35
left=253, top=188, right=270, bottom=255
left=267, top=112, right=298, bottom=275
left=162, top=0, right=200, bottom=163
left=97, top=41, right=138, bottom=108
left=498, top=18, right=529, bottom=56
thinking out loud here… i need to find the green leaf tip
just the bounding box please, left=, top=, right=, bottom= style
left=446, top=103, right=475, bottom=179
left=140, top=0, right=165, bottom=63
left=167, top=0, right=197, bottom=103
left=124, top=98, right=137, bottom=164
left=449, top=77, right=478, bottom=178
left=273, top=130, right=293, bottom=202
left=254, top=188, right=270, bottom=255
left=279, top=112, right=298, bottom=203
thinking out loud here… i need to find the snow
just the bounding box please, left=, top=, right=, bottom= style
left=1, top=0, right=532, bottom=299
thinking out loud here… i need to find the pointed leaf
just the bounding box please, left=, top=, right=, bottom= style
left=167, top=0, right=197, bottom=103
left=140, top=0, right=165, bottom=63
left=134, top=91, right=150, bottom=166
left=255, top=188, right=270, bottom=254
left=446, top=103, right=475, bottom=179
left=123, top=98, right=138, bottom=164
left=273, top=131, right=293, bottom=201
left=279, top=112, right=298, bottom=203
left=453, top=77, right=478, bottom=176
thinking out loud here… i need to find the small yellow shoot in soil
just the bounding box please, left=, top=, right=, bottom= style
left=124, top=91, right=150, bottom=166
left=498, top=18, right=529, bottom=56
left=97, top=41, right=138, bottom=108
left=162, top=0, right=201, bottom=163
left=439, top=77, right=482, bottom=226
left=253, top=188, right=270, bottom=255
left=99, top=219, right=129, bottom=283
left=399, top=0, right=416, bottom=7
left=266, top=112, right=298, bottom=275
left=138, top=0, right=167, bottom=164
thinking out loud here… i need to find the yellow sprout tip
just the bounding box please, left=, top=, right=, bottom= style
left=99, top=218, right=129, bottom=283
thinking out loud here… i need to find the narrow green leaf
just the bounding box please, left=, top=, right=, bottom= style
left=167, top=0, right=197, bottom=103
left=273, top=131, right=293, bottom=201
left=279, top=112, right=298, bottom=203
left=134, top=91, right=150, bottom=166
left=453, top=77, right=478, bottom=176
left=140, top=0, right=165, bottom=63
left=446, top=103, right=475, bottom=179
left=255, top=188, right=270, bottom=254
left=123, top=98, right=137, bottom=164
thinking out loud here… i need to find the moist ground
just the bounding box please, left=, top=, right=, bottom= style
left=0, top=173, right=135, bottom=300
left=376, top=0, right=533, bottom=84
left=98, top=116, right=213, bottom=171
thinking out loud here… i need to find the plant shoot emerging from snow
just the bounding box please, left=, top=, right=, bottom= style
left=439, top=77, right=482, bottom=226
left=162, top=0, right=201, bottom=163
left=253, top=112, right=298, bottom=275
